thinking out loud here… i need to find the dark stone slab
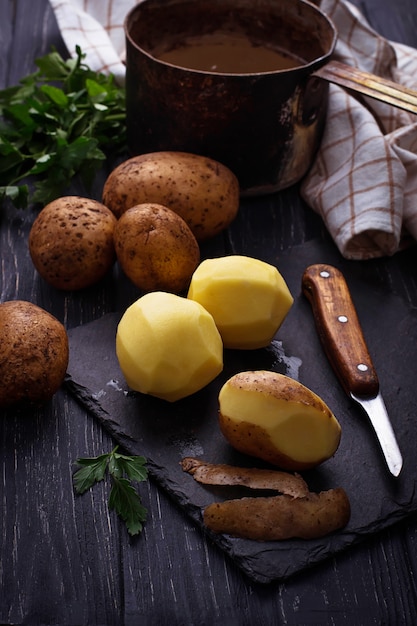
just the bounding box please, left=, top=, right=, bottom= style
left=65, top=238, right=417, bottom=583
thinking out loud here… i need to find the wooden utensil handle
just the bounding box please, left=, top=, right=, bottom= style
left=302, top=264, right=380, bottom=397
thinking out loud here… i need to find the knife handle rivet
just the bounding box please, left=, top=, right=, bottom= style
left=319, top=270, right=330, bottom=278
left=338, top=315, right=348, bottom=323
left=357, top=363, right=369, bottom=372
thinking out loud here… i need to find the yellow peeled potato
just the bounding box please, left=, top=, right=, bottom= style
left=102, top=151, right=240, bottom=240
left=116, top=292, right=223, bottom=402
left=218, top=371, right=341, bottom=470
left=187, top=255, right=293, bottom=349
left=114, top=203, right=200, bottom=293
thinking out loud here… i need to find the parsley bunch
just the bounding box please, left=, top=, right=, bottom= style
left=0, top=46, right=127, bottom=209
left=73, top=446, right=148, bottom=536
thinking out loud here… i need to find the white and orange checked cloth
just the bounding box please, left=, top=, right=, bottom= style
left=49, top=0, right=417, bottom=259
left=49, top=0, right=138, bottom=84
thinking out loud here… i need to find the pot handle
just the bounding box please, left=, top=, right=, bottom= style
left=313, top=60, right=417, bottom=115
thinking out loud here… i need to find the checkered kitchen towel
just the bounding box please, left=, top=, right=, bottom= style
left=49, top=0, right=137, bottom=84
left=301, top=0, right=417, bottom=259
left=50, top=0, right=417, bottom=259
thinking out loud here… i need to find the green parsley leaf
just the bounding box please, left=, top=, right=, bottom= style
left=73, top=453, right=109, bottom=493
left=73, top=446, right=148, bottom=536
left=0, top=46, right=127, bottom=209
left=109, top=477, right=148, bottom=536
left=110, top=451, right=148, bottom=483
left=41, top=84, right=69, bottom=107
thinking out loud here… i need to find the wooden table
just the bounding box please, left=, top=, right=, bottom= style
left=2, top=0, right=417, bottom=624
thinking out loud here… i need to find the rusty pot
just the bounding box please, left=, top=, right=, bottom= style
left=124, top=0, right=417, bottom=195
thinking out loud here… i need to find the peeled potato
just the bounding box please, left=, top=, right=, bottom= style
left=102, top=151, right=240, bottom=240
left=187, top=255, right=293, bottom=349
left=0, top=300, right=69, bottom=409
left=218, top=370, right=341, bottom=470
left=29, top=196, right=117, bottom=291
left=114, top=203, right=200, bottom=293
left=116, top=291, right=223, bottom=402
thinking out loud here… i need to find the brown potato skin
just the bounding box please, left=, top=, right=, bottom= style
left=29, top=196, right=117, bottom=291
left=219, top=412, right=317, bottom=471
left=114, top=203, right=200, bottom=293
left=181, top=456, right=309, bottom=498
left=223, top=370, right=331, bottom=408
left=0, top=301, right=69, bottom=409
left=203, top=488, right=351, bottom=541
left=219, top=413, right=323, bottom=471
left=102, top=151, right=240, bottom=240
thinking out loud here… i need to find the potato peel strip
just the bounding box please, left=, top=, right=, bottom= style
left=181, top=457, right=350, bottom=541
left=181, top=457, right=309, bottom=497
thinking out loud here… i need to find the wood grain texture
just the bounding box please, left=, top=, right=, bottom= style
left=302, top=264, right=380, bottom=396
left=1, top=0, right=417, bottom=623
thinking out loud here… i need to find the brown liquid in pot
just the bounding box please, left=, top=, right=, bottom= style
left=156, top=32, right=303, bottom=73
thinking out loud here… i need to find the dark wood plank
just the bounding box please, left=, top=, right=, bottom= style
left=0, top=3, right=126, bottom=624
left=2, top=0, right=417, bottom=623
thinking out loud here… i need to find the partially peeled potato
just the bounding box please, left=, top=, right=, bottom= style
left=218, top=370, right=341, bottom=470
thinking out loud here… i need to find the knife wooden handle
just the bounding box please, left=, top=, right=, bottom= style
left=302, top=264, right=380, bottom=398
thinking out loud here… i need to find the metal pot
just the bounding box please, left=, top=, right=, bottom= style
left=124, top=0, right=417, bottom=195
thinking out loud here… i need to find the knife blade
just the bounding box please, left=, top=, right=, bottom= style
left=301, top=263, right=403, bottom=477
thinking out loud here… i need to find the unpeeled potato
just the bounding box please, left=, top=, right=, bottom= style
left=102, top=151, right=240, bottom=240
left=218, top=370, right=341, bottom=470
left=29, top=196, right=117, bottom=291
left=0, top=300, right=69, bottom=409
left=113, top=203, right=200, bottom=293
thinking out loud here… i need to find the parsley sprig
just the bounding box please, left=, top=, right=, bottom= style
left=0, top=46, right=127, bottom=209
left=73, top=446, right=148, bottom=536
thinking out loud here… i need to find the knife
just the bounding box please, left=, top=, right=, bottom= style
left=301, top=263, right=403, bottom=477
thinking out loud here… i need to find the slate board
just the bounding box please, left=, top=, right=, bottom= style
left=65, top=239, right=417, bottom=584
